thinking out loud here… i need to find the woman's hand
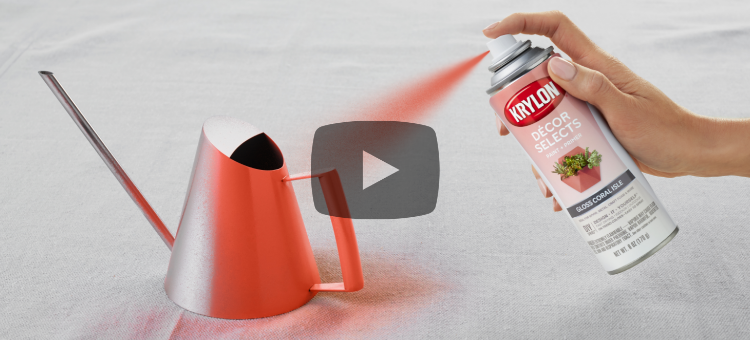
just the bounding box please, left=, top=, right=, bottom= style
left=484, top=11, right=750, bottom=211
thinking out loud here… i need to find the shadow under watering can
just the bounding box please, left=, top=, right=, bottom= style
left=39, top=71, right=364, bottom=319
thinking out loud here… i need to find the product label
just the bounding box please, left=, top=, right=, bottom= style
left=489, top=56, right=677, bottom=272
left=504, top=77, right=566, bottom=127
left=568, top=170, right=634, bottom=218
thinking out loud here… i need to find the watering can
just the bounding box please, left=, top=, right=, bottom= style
left=39, top=71, right=364, bottom=319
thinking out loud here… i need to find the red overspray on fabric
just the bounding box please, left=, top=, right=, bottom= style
left=84, top=251, right=449, bottom=338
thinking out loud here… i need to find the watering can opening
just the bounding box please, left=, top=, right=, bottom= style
left=230, top=133, right=284, bottom=171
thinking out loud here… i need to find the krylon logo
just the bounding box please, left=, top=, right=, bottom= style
left=504, top=77, right=566, bottom=127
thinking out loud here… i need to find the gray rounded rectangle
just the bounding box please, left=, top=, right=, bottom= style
left=311, top=121, right=439, bottom=219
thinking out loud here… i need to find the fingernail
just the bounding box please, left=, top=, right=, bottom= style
left=483, top=22, right=498, bottom=31
left=549, top=57, right=577, bottom=81
left=537, top=178, right=548, bottom=197
left=495, top=115, right=504, bottom=136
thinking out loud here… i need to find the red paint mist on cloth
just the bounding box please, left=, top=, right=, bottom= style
left=357, top=51, right=490, bottom=123
left=83, top=250, right=449, bottom=338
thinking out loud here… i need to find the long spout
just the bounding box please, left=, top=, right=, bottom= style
left=39, top=71, right=175, bottom=250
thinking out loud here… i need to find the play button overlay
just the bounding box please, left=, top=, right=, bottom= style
left=362, top=151, right=399, bottom=190
left=311, top=121, right=439, bottom=219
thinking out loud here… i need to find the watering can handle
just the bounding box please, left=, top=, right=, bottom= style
left=284, top=169, right=364, bottom=292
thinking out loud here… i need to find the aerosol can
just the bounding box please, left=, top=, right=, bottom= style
left=486, top=35, right=678, bottom=274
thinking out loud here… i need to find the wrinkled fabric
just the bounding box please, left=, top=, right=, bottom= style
left=1, top=0, right=749, bottom=338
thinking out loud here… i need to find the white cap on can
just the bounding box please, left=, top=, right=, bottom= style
left=486, top=34, right=518, bottom=60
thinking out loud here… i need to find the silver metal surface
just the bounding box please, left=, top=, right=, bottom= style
left=38, top=71, right=175, bottom=250
left=487, top=40, right=531, bottom=72
left=607, top=227, right=679, bottom=275
left=486, top=46, right=554, bottom=94
left=164, top=116, right=363, bottom=318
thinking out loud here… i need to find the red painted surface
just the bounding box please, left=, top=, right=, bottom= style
left=164, top=120, right=362, bottom=319
left=284, top=170, right=363, bottom=293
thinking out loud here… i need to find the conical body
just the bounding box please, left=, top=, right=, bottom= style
left=164, top=116, right=320, bottom=319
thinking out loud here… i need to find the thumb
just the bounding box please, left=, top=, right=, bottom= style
left=547, top=57, right=627, bottom=111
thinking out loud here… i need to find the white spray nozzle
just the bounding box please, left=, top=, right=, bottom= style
left=487, top=34, right=517, bottom=59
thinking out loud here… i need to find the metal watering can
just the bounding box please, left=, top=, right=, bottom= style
left=39, top=71, right=364, bottom=319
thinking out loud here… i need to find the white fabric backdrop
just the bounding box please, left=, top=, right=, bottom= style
left=2, top=0, right=749, bottom=338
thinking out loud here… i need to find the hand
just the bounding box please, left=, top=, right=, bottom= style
left=484, top=11, right=750, bottom=212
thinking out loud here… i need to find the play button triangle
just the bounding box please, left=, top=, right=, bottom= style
left=362, top=151, right=399, bottom=190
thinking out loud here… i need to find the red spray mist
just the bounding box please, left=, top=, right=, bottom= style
left=355, top=51, right=490, bottom=123
left=322, top=50, right=490, bottom=170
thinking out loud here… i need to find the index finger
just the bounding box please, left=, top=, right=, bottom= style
left=483, top=11, right=634, bottom=82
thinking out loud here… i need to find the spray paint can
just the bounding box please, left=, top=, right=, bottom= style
left=486, top=35, right=678, bottom=274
